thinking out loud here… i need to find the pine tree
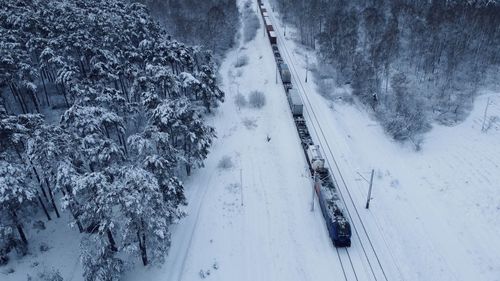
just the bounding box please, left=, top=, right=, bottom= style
left=0, top=161, right=36, bottom=245
left=81, top=235, right=123, bottom=281
left=116, top=166, right=170, bottom=266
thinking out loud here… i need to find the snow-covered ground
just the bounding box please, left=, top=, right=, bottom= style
left=4, top=1, right=499, bottom=280
left=265, top=2, right=500, bottom=280
left=125, top=1, right=360, bottom=280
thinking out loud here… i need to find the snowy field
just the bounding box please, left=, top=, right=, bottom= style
left=265, top=2, right=500, bottom=280
left=3, top=1, right=499, bottom=280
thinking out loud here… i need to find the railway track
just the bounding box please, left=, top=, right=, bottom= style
left=262, top=2, right=393, bottom=281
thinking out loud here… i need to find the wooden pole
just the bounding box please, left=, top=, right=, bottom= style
left=305, top=55, right=309, bottom=83
left=240, top=168, right=244, bottom=206
left=365, top=169, right=375, bottom=209
left=311, top=171, right=317, bottom=212
left=481, top=97, right=491, bottom=132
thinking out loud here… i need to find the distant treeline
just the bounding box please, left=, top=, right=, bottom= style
left=273, top=0, right=500, bottom=143
left=140, top=0, right=239, bottom=57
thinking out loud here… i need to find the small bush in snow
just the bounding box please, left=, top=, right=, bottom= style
left=199, top=269, right=207, bottom=279
left=483, top=115, right=499, bottom=132
left=234, top=55, right=249, bottom=68
left=234, top=93, right=247, bottom=108
left=242, top=118, right=257, bottom=130
left=218, top=156, right=234, bottom=170
left=33, top=221, right=46, bottom=231
left=15, top=241, right=28, bottom=256
left=38, top=268, right=63, bottom=281
left=248, top=91, right=266, bottom=108
left=39, top=243, right=50, bottom=252
left=0, top=255, right=8, bottom=266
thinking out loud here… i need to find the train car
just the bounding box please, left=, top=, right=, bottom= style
left=279, top=63, right=291, bottom=84
left=263, top=17, right=274, bottom=32
left=274, top=51, right=282, bottom=62
left=287, top=89, right=303, bottom=116
left=262, top=11, right=268, bottom=18
left=294, top=117, right=313, bottom=149
left=316, top=182, right=352, bottom=247
left=269, top=30, right=277, bottom=44
left=272, top=45, right=279, bottom=55
left=307, top=145, right=325, bottom=170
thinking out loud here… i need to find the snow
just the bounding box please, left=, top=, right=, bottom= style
left=265, top=3, right=500, bottom=280
left=3, top=0, right=499, bottom=280
left=2, top=213, right=83, bottom=280
left=124, top=1, right=350, bottom=280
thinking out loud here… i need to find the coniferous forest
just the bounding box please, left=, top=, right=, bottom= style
left=2, top=0, right=500, bottom=280
left=140, top=0, right=239, bottom=57
left=0, top=0, right=226, bottom=279
left=273, top=0, right=500, bottom=143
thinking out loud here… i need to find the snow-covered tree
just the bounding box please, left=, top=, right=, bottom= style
left=150, top=98, right=216, bottom=175
left=0, top=161, right=36, bottom=245
left=81, top=235, right=123, bottom=281
left=195, top=64, right=224, bottom=113
left=115, top=166, right=170, bottom=265
left=74, top=171, right=118, bottom=251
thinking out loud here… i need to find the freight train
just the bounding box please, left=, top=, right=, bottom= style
left=257, top=0, right=351, bottom=247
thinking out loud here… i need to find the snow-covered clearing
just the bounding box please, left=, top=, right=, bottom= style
left=1, top=214, right=83, bottom=280
left=266, top=2, right=500, bottom=280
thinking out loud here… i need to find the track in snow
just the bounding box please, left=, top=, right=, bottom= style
left=264, top=3, right=399, bottom=280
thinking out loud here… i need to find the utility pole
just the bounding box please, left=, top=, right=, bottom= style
left=311, top=170, right=318, bottom=212
left=365, top=169, right=375, bottom=209
left=240, top=168, right=244, bottom=206
left=481, top=97, right=492, bottom=132
left=305, top=55, right=308, bottom=83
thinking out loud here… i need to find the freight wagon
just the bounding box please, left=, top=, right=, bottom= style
left=268, top=30, right=277, bottom=44
left=287, top=89, right=303, bottom=116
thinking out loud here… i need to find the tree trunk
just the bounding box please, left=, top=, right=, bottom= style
left=137, top=229, right=148, bottom=266
left=9, top=83, right=27, bottom=114
left=14, top=84, right=29, bottom=113
left=29, top=89, right=41, bottom=113
left=79, top=59, right=87, bottom=77
left=139, top=219, right=148, bottom=266
left=64, top=186, right=84, bottom=233
left=37, top=195, right=52, bottom=221
left=12, top=210, right=28, bottom=244
left=118, top=126, right=128, bottom=157
left=44, top=177, right=60, bottom=218
left=107, top=229, right=118, bottom=252
left=30, top=165, right=49, bottom=201
left=40, top=71, right=51, bottom=106
left=61, top=83, right=70, bottom=108
left=119, top=76, right=130, bottom=103
left=17, top=150, right=50, bottom=207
